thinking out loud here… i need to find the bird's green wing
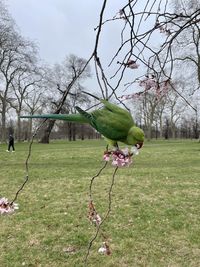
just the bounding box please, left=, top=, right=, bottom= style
left=90, top=101, right=135, bottom=141
left=100, top=100, right=130, bottom=115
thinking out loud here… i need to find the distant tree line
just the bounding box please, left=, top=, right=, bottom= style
left=0, top=1, right=96, bottom=143
left=0, top=0, right=199, bottom=143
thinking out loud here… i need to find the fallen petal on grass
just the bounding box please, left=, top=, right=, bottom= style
left=63, top=246, right=77, bottom=254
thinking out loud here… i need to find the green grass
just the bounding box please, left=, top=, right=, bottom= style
left=0, top=139, right=200, bottom=267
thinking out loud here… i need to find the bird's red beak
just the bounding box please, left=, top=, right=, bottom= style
left=135, top=142, right=143, bottom=149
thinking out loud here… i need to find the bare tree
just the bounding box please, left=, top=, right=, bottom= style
left=39, top=54, right=91, bottom=143
left=0, top=1, right=39, bottom=141
left=166, top=90, right=185, bottom=138
left=0, top=1, right=16, bottom=141
left=170, top=0, right=200, bottom=139
left=10, top=59, right=43, bottom=141
left=63, top=86, right=91, bottom=141
left=22, top=86, right=46, bottom=141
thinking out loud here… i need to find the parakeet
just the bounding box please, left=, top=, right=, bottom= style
left=20, top=99, right=144, bottom=149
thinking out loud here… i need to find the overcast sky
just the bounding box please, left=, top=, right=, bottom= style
left=6, top=1, right=132, bottom=93
left=6, top=0, right=162, bottom=96
left=7, top=1, right=127, bottom=64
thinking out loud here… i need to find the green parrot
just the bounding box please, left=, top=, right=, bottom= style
left=20, top=99, right=144, bottom=149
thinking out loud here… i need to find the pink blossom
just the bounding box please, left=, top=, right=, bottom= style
left=98, top=242, right=111, bottom=255
left=94, top=214, right=102, bottom=225
left=128, top=63, right=139, bottom=69
left=120, top=77, right=170, bottom=103
left=158, top=25, right=171, bottom=36
left=159, top=26, right=165, bottom=33
left=0, top=197, right=19, bottom=215
left=103, top=153, right=110, bottom=161
left=103, top=148, right=134, bottom=167
left=125, top=60, right=139, bottom=69
left=142, top=78, right=157, bottom=91
left=161, top=80, right=170, bottom=93
left=119, top=94, right=135, bottom=101
left=119, top=9, right=124, bottom=16
left=88, top=201, right=102, bottom=226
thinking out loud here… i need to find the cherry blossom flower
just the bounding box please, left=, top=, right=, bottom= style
left=0, top=197, right=19, bottom=215
left=119, top=76, right=170, bottom=103
left=98, top=242, right=111, bottom=255
left=139, top=76, right=157, bottom=91
left=119, top=9, right=124, bottom=16
left=103, top=147, right=139, bottom=167
left=119, top=94, right=134, bottom=101
left=159, top=26, right=165, bottom=33
left=95, top=214, right=102, bottom=225
left=117, top=59, right=139, bottom=69
left=88, top=201, right=102, bottom=226
left=103, top=152, right=110, bottom=161
left=155, top=19, right=171, bottom=36
left=126, top=59, right=139, bottom=69
left=159, top=26, right=171, bottom=36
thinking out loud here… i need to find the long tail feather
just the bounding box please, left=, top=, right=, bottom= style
left=20, top=113, right=89, bottom=123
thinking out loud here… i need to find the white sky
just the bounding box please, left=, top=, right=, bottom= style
left=7, top=0, right=131, bottom=94
left=7, top=1, right=126, bottom=64
left=6, top=0, right=162, bottom=96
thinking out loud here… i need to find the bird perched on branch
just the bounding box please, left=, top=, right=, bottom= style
left=20, top=96, right=144, bottom=150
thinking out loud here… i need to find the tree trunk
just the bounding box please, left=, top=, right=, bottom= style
left=28, top=119, right=33, bottom=141
left=72, top=123, right=76, bottom=141
left=81, top=124, right=85, bottom=140
left=165, top=119, right=169, bottom=139
left=17, top=114, right=21, bottom=142
left=159, top=117, right=163, bottom=138
left=39, top=77, right=78, bottom=143
left=40, top=119, right=55, bottom=143
left=68, top=122, right=72, bottom=141
left=1, top=103, right=6, bottom=142
left=170, top=122, right=176, bottom=139
left=146, top=114, right=154, bottom=140
left=171, top=127, right=176, bottom=139
left=194, top=109, right=199, bottom=139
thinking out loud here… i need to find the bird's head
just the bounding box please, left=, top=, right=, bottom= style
left=126, top=126, right=144, bottom=149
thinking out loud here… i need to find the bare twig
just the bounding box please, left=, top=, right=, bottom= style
left=10, top=119, right=48, bottom=204
left=89, top=161, right=108, bottom=200
left=85, top=166, right=118, bottom=265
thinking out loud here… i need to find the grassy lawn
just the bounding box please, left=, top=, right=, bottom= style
left=0, top=139, right=200, bottom=267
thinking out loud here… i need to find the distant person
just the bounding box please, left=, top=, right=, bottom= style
left=6, top=134, right=15, bottom=152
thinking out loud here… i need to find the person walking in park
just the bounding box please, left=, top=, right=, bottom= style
left=6, top=134, right=15, bottom=152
